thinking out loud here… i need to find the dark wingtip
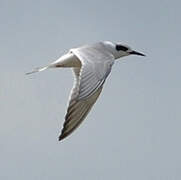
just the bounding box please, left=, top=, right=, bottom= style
left=58, top=132, right=68, bottom=141
left=58, top=134, right=64, bottom=141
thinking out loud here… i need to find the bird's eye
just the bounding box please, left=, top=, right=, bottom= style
left=116, top=45, right=128, bottom=51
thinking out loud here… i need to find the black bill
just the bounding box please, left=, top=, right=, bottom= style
left=130, top=50, right=145, bottom=56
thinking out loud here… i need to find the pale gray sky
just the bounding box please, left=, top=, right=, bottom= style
left=1, top=0, right=181, bottom=179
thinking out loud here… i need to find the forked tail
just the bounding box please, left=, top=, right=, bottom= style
left=26, top=66, right=49, bottom=75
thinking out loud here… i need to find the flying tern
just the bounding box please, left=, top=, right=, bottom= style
left=27, top=41, right=145, bottom=141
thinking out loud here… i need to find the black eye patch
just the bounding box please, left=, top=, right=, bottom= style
left=116, top=45, right=128, bottom=51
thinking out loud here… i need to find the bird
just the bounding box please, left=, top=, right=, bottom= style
left=26, top=41, right=145, bottom=141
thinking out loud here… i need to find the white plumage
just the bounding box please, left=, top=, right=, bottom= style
left=27, top=41, right=145, bottom=141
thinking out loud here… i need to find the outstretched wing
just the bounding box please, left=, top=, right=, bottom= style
left=59, top=43, right=115, bottom=141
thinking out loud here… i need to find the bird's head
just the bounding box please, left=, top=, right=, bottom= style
left=103, top=41, right=145, bottom=59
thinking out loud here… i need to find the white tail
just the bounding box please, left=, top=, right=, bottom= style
left=26, top=66, right=49, bottom=75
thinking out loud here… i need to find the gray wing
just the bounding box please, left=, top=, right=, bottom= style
left=59, top=43, right=114, bottom=141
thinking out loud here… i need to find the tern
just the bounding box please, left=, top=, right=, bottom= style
left=27, top=41, right=145, bottom=141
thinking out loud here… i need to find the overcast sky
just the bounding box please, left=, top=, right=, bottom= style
left=1, top=0, right=181, bottom=179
